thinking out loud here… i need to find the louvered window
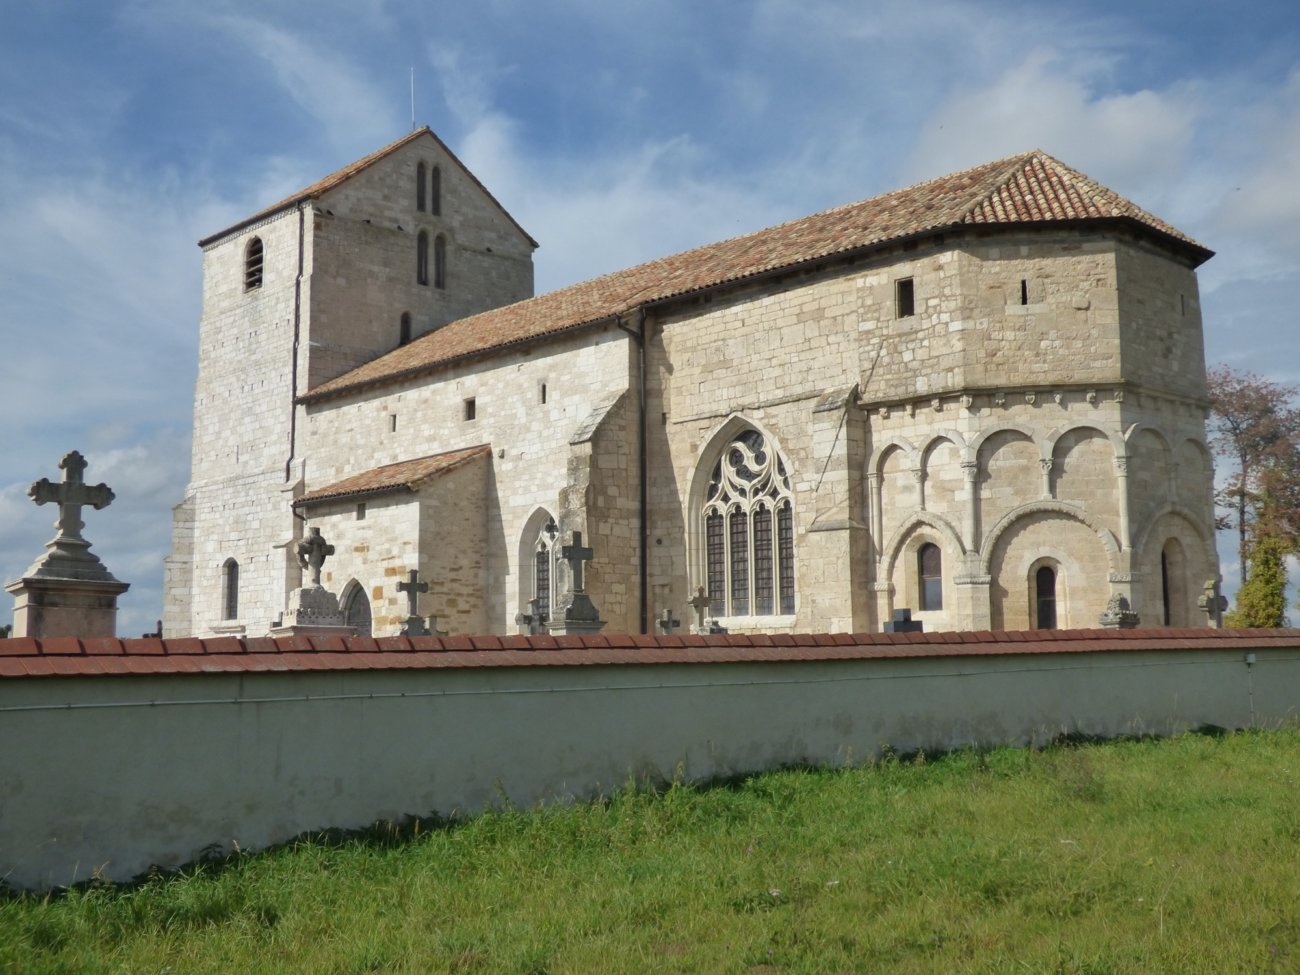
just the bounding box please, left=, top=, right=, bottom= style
left=243, top=237, right=263, bottom=291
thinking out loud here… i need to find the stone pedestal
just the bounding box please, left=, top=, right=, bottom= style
left=269, top=586, right=354, bottom=639
left=1098, top=593, right=1140, bottom=629
left=545, top=592, right=606, bottom=636
left=6, top=574, right=129, bottom=639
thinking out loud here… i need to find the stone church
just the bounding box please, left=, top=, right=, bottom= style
left=164, top=128, right=1220, bottom=638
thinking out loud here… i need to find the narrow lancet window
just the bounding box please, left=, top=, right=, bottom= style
left=918, top=542, right=943, bottom=611
left=434, top=233, right=446, bottom=289
left=417, top=161, right=427, bottom=211
left=431, top=166, right=442, bottom=216
left=417, top=231, right=429, bottom=285
left=222, top=559, right=239, bottom=620
left=1035, top=566, right=1057, bottom=630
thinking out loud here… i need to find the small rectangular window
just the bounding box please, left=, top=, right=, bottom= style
left=464, top=397, right=476, bottom=421
left=540, top=382, right=547, bottom=404
left=389, top=414, right=397, bottom=433
left=356, top=502, right=367, bottom=521
left=895, top=277, right=915, bottom=318
left=1020, top=279, right=1029, bottom=305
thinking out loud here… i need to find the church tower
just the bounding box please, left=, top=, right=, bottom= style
left=164, top=129, right=536, bottom=637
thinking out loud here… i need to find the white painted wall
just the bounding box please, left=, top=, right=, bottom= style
left=2, top=645, right=1296, bottom=891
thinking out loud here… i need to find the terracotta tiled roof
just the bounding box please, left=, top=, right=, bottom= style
left=198, top=127, right=536, bottom=248
left=294, top=444, right=491, bottom=507
left=302, top=149, right=1213, bottom=405
left=0, top=628, right=1290, bottom=680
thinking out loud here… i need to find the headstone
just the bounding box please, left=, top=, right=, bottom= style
left=1098, top=593, right=1139, bottom=629
left=689, top=586, right=711, bottom=634
left=657, top=608, right=680, bottom=634
left=1197, top=577, right=1228, bottom=627
left=545, top=530, right=606, bottom=635
left=270, top=525, right=352, bottom=638
left=515, top=597, right=545, bottom=635
left=5, top=451, right=129, bottom=638
left=397, top=569, right=430, bottom=636
left=883, top=608, right=924, bottom=633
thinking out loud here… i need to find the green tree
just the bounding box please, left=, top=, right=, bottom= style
left=1223, top=533, right=1289, bottom=627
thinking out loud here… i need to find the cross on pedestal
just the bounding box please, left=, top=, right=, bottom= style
left=29, top=450, right=114, bottom=547
left=397, top=569, right=429, bottom=618
left=689, top=586, right=711, bottom=633
left=657, top=608, right=680, bottom=634
left=561, top=531, right=594, bottom=593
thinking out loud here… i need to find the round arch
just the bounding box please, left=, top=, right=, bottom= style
left=979, top=500, right=1120, bottom=576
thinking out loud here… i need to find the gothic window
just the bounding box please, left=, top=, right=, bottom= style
left=342, top=582, right=372, bottom=637
left=431, top=166, right=442, bottom=216
left=416, top=161, right=427, bottom=211
left=399, top=312, right=412, bottom=345
left=434, top=233, right=446, bottom=289
left=918, top=542, right=943, bottom=611
left=533, top=519, right=559, bottom=623
left=243, top=237, right=264, bottom=291
left=1035, top=565, right=1057, bottom=630
left=702, top=429, right=795, bottom=617
left=222, top=559, right=239, bottom=620
left=417, top=231, right=429, bottom=285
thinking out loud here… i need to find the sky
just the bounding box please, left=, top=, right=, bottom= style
left=1, top=0, right=1299, bottom=635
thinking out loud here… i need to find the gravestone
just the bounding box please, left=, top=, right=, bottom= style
left=656, top=608, right=680, bottom=635
left=515, top=596, right=545, bottom=635
left=269, top=526, right=353, bottom=638
left=1098, top=593, right=1139, bottom=629
left=545, top=531, right=606, bottom=635
left=5, top=451, right=129, bottom=638
left=397, top=569, right=431, bottom=637
left=883, top=608, right=924, bottom=633
left=687, top=585, right=726, bottom=634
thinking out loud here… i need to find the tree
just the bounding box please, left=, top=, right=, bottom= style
left=1206, top=366, right=1300, bottom=592
left=1223, top=533, right=1288, bottom=627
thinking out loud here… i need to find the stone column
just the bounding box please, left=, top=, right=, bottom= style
left=1115, top=455, right=1132, bottom=550
left=961, top=460, right=979, bottom=551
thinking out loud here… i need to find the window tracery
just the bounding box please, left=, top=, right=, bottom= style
left=702, top=430, right=795, bottom=617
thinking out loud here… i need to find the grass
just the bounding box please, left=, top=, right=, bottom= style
left=4, top=728, right=1300, bottom=974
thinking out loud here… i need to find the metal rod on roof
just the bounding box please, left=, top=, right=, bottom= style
left=410, top=67, right=415, bottom=131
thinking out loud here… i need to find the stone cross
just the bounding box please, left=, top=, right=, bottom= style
left=397, top=569, right=429, bottom=618
left=296, top=527, right=335, bottom=587
left=29, top=450, right=114, bottom=545
left=657, top=607, right=680, bottom=634
left=515, top=597, right=544, bottom=635
left=561, top=531, right=594, bottom=593
left=689, top=586, right=711, bottom=632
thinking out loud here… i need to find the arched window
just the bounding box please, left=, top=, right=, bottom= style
left=430, top=166, right=442, bottom=216
left=399, top=312, right=412, bottom=345
left=918, top=543, right=943, bottom=611
left=416, top=161, right=427, bottom=211
left=417, top=231, right=429, bottom=285
left=1035, top=565, right=1057, bottom=630
left=342, top=582, right=372, bottom=637
left=434, top=234, right=446, bottom=289
left=533, top=518, right=559, bottom=623
left=1161, top=538, right=1188, bottom=626
left=222, top=559, right=239, bottom=620
left=243, top=237, right=263, bottom=291
left=702, top=429, right=795, bottom=617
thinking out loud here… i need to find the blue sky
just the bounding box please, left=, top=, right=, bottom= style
left=2, top=0, right=1299, bottom=634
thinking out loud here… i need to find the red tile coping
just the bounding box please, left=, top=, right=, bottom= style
left=0, top=628, right=1294, bottom=680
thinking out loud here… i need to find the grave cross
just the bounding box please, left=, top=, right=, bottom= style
left=689, top=586, right=711, bottom=633
left=561, top=531, right=594, bottom=593
left=515, top=597, right=544, bottom=635
left=397, top=569, right=429, bottom=618
left=29, top=450, right=114, bottom=544
left=657, top=607, right=680, bottom=635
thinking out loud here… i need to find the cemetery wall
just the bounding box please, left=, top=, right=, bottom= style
left=1, top=629, right=1296, bottom=892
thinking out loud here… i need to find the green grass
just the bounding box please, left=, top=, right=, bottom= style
left=5, top=729, right=1300, bottom=974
